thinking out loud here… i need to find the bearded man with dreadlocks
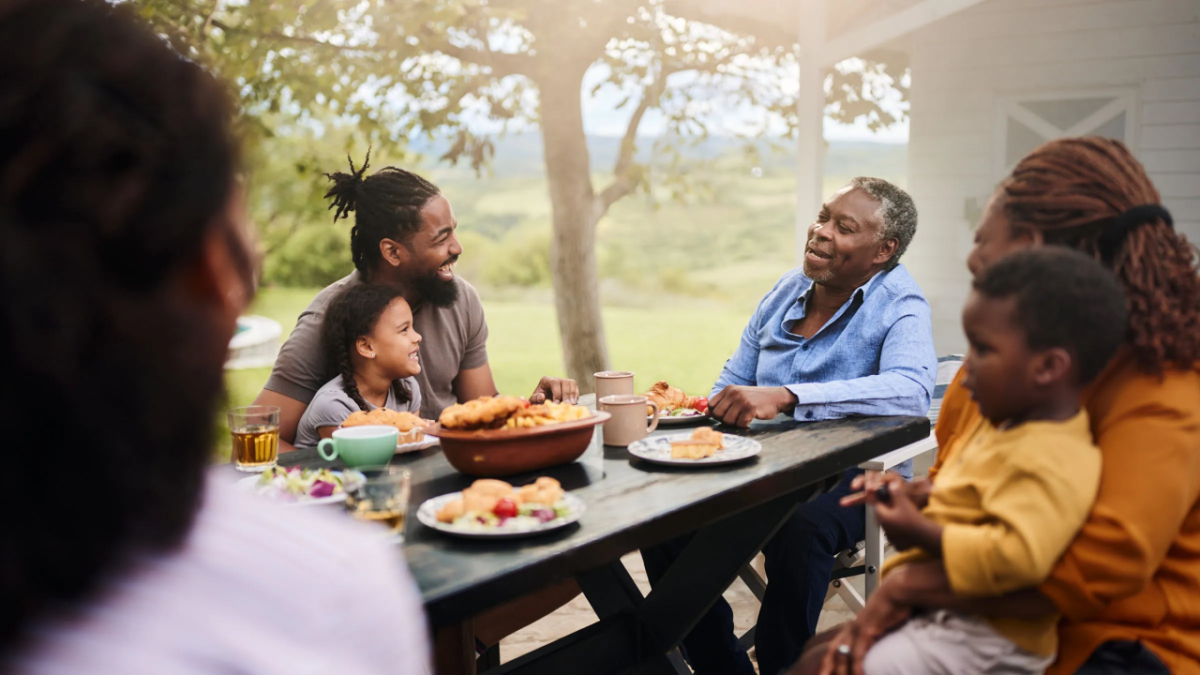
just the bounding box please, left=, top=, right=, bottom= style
left=253, top=153, right=578, bottom=451
left=806, top=136, right=1200, bottom=675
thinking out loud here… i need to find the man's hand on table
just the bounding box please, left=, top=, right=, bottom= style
left=708, top=385, right=798, bottom=428
left=530, top=377, right=580, bottom=404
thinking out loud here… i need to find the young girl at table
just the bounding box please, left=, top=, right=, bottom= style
left=294, top=283, right=424, bottom=448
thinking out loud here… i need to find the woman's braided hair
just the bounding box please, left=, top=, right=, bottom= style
left=1002, top=136, right=1200, bottom=374
left=0, top=0, right=244, bottom=654
left=324, top=151, right=441, bottom=275
left=320, top=283, right=413, bottom=411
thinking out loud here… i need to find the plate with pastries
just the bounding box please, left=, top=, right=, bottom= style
left=341, top=408, right=439, bottom=454
left=427, top=396, right=610, bottom=477
left=626, top=427, right=762, bottom=467
left=643, top=380, right=710, bottom=426
left=416, top=476, right=585, bottom=539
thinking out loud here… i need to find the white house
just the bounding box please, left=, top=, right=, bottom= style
left=675, top=0, right=1200, bottom=353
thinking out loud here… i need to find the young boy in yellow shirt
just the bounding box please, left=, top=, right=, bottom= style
left=842, top=248, right=1129, bottom=675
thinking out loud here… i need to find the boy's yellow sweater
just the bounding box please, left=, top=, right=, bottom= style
left=882, top=411, right=1100, bottom=656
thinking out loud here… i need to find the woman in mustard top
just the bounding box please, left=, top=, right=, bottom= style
left=807, top=137, right=1200, bottom=675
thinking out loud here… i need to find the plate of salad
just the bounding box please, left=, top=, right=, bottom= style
left=416, top=477, right=584, bottom=539
left=238, top=466, right=362, bottom=506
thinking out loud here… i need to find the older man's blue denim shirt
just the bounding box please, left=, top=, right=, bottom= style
left=713, top=263, right=936, bottom=440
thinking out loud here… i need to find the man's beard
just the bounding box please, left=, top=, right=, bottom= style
left=414, top=269, right=459, bottom=308
left=802, top=259, right=835, bottom=283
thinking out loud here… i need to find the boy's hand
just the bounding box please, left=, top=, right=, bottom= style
left=842, top=474, right=932, bottom=510
left=841, top=473, right=941, bottom=553
left=871, top=487, right=933, bottom=553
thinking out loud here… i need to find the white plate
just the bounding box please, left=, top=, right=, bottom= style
left=397, top=433, right=439, bottom=454
left=237, top=471, right=352, bottom=507
left=651, top=411, right=710, bottom=427
left=417, top=492, right=586, bottom=540
left=627, top=433, right=762, bottom=467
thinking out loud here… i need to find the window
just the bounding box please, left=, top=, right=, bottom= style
left=993, top=89, right=1138, bottom=180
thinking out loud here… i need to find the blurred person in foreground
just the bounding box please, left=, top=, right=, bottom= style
left=798, top=248, right=1127, bottom=675
left=253, top=156, right=577, bottom=452
left=643, top=178, right=937, bottom=675
left=0, top=1, right=428, bottom=672
left=806, top=137, right=1200, bottom=675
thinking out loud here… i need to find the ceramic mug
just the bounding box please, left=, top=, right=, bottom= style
left=600, top=394, right=660, bottom=447
left=594, top=371, right=635, bottom=404
left=318, top=425, right=399, bottom=467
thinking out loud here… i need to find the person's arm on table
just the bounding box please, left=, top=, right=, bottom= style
left=452, top=364, right=577, bottom=405
left=787, top=310, right=935, bottom=421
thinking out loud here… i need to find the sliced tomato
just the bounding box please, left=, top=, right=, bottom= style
left=693, top=397, right=709, bottom=414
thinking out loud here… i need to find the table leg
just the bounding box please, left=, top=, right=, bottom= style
left=635, top=485, right=813, bottom=653
left=489, top=476, right=835, bottom=675
left=434, top=620, right=477, bottom=675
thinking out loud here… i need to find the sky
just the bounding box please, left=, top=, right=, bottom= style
left=578, top=62, right=910, bottom=144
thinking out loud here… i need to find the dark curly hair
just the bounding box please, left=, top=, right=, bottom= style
left=0, top=0, right=245, bottom=655
left=320, top=283, right=413, bottom=411
left=1002, top=137, right=1200, bottom=374
left=324, top=151, right=441, bottom=275
left=974, top=248, right=1129, bottom=385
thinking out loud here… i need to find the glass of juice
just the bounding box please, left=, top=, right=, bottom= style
left=345, top=466, right=411, bottom=542
left=227, top=405, right=280, bottom=473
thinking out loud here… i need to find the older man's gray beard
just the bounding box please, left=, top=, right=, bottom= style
left=802, top=259, right=835, bottom=283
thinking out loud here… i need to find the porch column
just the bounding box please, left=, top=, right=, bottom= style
left=794, top=0, right=828, bottom=264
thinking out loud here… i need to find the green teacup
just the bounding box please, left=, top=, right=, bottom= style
left=318, top=425, right=399, bottom=467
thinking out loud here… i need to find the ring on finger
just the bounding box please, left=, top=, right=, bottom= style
left=836, top=644, right=852, bottom=656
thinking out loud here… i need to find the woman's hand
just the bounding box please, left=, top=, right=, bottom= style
left=819, top=584, right=913, bottom=675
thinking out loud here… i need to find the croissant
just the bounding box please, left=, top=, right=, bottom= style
left=644, top=380, right=701, bottom=413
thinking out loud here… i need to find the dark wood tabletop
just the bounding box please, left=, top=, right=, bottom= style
left=279, top=399, right=929, bottom=631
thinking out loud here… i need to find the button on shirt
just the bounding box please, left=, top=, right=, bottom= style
left=713, top=264, right=936, bottom=424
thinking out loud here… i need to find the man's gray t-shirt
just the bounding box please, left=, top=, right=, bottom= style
left=264, top=271, right=489, bottom=425
left=293, top=374, right=422, bottom=450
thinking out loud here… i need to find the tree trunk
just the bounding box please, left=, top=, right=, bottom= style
left=535, top=64, right=609, bottom=391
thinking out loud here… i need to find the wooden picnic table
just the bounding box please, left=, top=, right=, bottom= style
left=280, top=396, right=928, bottom=674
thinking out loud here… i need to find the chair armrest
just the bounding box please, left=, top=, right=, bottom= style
left=858, top=432, right=937, bottom=471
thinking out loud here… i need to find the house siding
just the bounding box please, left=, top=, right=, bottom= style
left=905, top=0, right=1200, bottom=354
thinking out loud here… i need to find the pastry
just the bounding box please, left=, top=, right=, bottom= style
left=439, top=396, right=528, bottom=430
left=690, top=427, right=725, bottom=448
left=670, top=439, right=719, bottom=459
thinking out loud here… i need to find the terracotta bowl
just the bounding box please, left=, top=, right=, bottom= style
left=429, top=411, right=611, bottom=477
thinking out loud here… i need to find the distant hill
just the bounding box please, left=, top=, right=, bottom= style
left=410, top=133, right=907, bottom=183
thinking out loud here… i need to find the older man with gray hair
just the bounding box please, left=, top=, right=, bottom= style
left=642, top=177, right=936, bottom=675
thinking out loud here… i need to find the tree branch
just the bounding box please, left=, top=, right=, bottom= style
left=427, top=38, right=533, bottom=79
left=596, top=60, right=685, bottom=211
left=210, top=18, right=387, bottom=55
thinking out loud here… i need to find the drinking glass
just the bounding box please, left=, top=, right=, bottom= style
left=345, top=466, right=412, bottom=542
left=227, top=405, right=280, bottom=473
